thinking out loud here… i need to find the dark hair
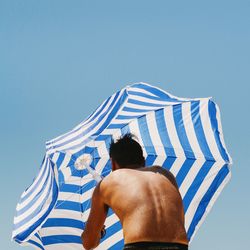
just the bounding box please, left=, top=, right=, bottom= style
left=109, top=133, right=145, bottom=168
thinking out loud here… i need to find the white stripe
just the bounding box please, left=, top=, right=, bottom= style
left=127, top=86, right=159, bottom=97
left=181, top=102, right=205, bottom=160
left=185, top=161, right=225, bottom=230
left=199, top=100, right=224, bottom=161
left=215, top=102, right=233, bottom=164
left=145, top=111, right=166, bottom=165
left=12, top=183, right=55, bottom=239
left=61, top=173, right=94, bottom=186
left=20, top=159, right=47, bottom=199
left=169, top=157, right=186, bottom=177
left=23, top=241, right=42, bottom=250
left=95, top=157, right=110, bottom=176
left=57, top=153, right=72, bottom=170
left=57, top=188, right=94, bottom=204
left=136, top=82, right=204, bottom=102
left=163, top=106, right=187, bottom=176
left=163, top=106, right=186, bottom=159
left=105, top=213, right=120, bottom=228
left=189, top=168, right=231, bottom=242
left=101, top=128, right=122, bottom=138
left=122, top=102, right=157, bottom=111
left=29, top=234, right=44, bottom=249
left=39, top=227, right=82, bottom=237
left=128, top=95, right=182, bottom=106
left=179, top=159, right=206, bottom=197
left=45, top=243, right=83, bottom=250
left=111, top=118, right=133, bottom=125
left=117, top=109, right=148, bottom=117
left=17, top=160, right=50, bottom=211
left=95, top=230, right=123, bottom=250
left=47, top=209, right=82, bottom=220
left=14, top=172, right=53, bottom=224
left=60, top=166, right=73, bottom=183
left=51, top=153, right=60, bottom=164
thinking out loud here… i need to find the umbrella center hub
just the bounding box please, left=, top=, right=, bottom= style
left=75, top=154, right=93, bottom=170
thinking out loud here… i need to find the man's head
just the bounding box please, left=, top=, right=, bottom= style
left=109, top=133, right=145, bottom=171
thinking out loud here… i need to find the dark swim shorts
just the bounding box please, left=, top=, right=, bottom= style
left=123, top=242, right=188, bottom=250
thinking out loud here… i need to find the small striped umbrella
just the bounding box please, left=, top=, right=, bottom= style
left=12, top=83, right=232, bottom=249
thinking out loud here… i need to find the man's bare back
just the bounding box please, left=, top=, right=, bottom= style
left=82, top=134, right=188, bottom=250
left=99, top=166, right=188, bottom=245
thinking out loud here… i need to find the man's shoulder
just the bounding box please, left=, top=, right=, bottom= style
left=144, top=166, right=179, bottom=189
left=142, top=165, right=170, bottom=174
left=102, top=169, right=131, bottom=182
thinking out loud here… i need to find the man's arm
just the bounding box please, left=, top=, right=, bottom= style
left=81, top=182, right=108, bottom=250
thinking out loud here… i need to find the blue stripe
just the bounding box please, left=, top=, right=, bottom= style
left=162, top=157, right=176, bottom=170
left=55, top=200, right=82, bottom=212
left=145, top=155, right=157, bottom=165
left=208, top=100, right=230, bottom=162
left=58, top=170, right=65, bottom=185
left=127, top=90, right=163, bottom=101
left=65, top=91, right=128, bottom=151
left=107, top=123, right=127, bottom=129
left=43, top=235, right=82, bottom=245
left=100, top=160, right=112, bottom=178
left=84, top=95, right=112, bottom=125
left=101, top=221, right=122, bottom=242
left=51, top=91, right=125, bottom=150
left=175, top=159, right=196, bottom=187
left=120, top=123, right=131, bottom=135
left=95, top=134, right=112, bottom=141
left=132, top=83, right=175, bottom=101
left=28, top=240, right=45, bottom=250
left=56, top=153, right=66, bottom=169
left=191, top=101, right=214, bottom=161
left=187, top=164, right=230, bottom=240
left=128, top=98, right=165, bottom=107
left=183, top=161, right=215, bottom=212
left=34, top=233, right=43, bottom=243
left=137, top=115, right=157, bottom=165
left=109, top=239, right=124, bottom=250
left=100, top=209, right=122, bottom=243
left=116, top=114, right=140, bottom=120
left=59, top=180, right=95, bottom=193
left=173, top=104, right=195, bottom=159
left=16, top=166, right=52, bottom=215
left=15, top=175, right=58, bottom=242
left=93, top=136, right=112, bottom=154
left=20, top=157, right=47, bottom=203
left=122, top=106, right=152, bottom=113
left=155, top=108, right=176, bottom=157
left=81, top=198, right=92, bottom=212
left=91, top=90, right=127, bottom=136
left=14, top=173, right=54, bottom=228
left=42, top=218, right=84, bottom=229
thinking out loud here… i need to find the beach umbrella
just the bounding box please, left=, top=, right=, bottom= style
left=12, top=82, right=232, bottom=249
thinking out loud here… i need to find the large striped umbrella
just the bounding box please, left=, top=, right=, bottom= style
left=12, top=83, right=232, bottom=249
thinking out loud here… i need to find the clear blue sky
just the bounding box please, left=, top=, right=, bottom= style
left=1, top=1, right=249, bottom=249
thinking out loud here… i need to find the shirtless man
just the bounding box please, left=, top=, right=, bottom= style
left=81, top=134, right=189, bottom=250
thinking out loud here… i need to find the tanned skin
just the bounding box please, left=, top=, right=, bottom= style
left=81, top=162, right=188, bottom=249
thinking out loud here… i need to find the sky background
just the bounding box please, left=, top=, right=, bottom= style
left=1, top=1, right=249, bottom=249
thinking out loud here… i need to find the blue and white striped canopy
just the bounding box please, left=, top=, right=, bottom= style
left=12, top=83, right=232, bottom=249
